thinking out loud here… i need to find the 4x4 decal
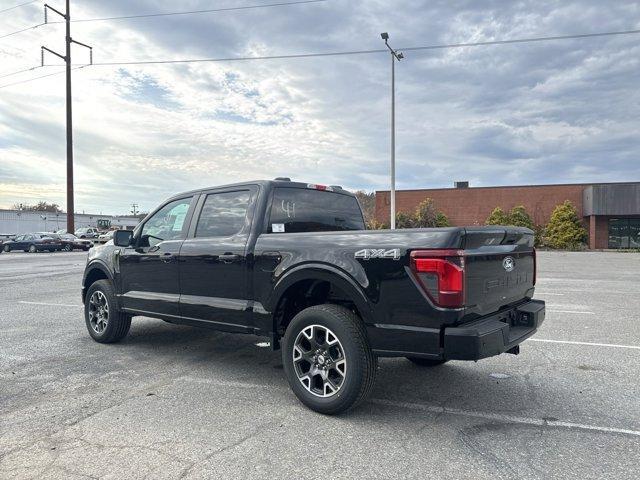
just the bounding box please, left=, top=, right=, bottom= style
left=354, top=248, right=401, bottom=260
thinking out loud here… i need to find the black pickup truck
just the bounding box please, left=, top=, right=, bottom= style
left=82, top=178, right=545, bottom=414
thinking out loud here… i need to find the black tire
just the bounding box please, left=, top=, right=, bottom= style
left=406, top=357, right=448, bottom=367
left=282, top=304, right=377, bottom=415
left=3, top=245, right=10, bottom=252
left=84, top=279, right=131, bottom=343
left=28, top=244, right=37, bottom=253
left=64, top=244, right=73, bottom=252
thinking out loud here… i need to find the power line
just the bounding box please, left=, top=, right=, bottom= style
left=0, top=0, right=39, bottom=15
left=0, top=0, right=326, bottom=40
left=0, top=22, right=45, bottom=39
left=0, top=64, right=86, bottom=89
left=0, top=65, right=40, bottom=79
left=49, top=0, right=328, bottom=23
left=87, top=28, right=640, bottom=66
left=2, top=27, right=639, bottom=88
left=402, top=28, right=640, bottom=52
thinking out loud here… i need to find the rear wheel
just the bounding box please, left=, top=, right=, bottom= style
left=84, top=280, right=131, bottom=343
left=406, top=357, right=448, bottom=367
left=64, top=243, right=73, bottom=252
left=3, top=245, right=10, bottom=252
left=282, top=304, right=377, bottom=415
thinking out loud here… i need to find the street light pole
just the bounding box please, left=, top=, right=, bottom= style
left=381, top=33, right=403, bottom=229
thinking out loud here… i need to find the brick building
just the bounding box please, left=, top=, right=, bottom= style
left=375, top=181, right=640, bottom=249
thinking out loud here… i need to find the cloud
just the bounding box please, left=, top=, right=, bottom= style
left=0, top=0, right=639, bottom=213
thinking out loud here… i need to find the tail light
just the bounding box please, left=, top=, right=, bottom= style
left=410, top=249, right=465, bottom=308
left=533, top=248, right=537, bottom=286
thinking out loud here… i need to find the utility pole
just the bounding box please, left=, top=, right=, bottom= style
left=41, top=1, right=92, bottom=234
left=131, top=204, right=139, bottom=216
left=380, top=32, right=403, bottom=230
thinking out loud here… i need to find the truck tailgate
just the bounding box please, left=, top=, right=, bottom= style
left=463, top=228, right=536, bottom=316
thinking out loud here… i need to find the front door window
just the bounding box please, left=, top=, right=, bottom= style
left=140, top=197, right=193, bottom=247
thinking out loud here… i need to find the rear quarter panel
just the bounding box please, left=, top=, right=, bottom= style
left=253, top=228, right=466, bottom=330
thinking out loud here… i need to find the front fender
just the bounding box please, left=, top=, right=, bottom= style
left=81, top=260, right=115, bottom=303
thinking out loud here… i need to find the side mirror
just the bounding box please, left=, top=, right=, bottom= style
left=113, top=230, right=133, bottom=247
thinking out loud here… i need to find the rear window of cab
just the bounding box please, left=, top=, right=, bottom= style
left=268, top=187, right=365, bottom=233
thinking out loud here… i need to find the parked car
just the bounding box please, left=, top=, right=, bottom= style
left=97, top=231, right=115, bottom=243
left=82, top=178, right=545, bottom=414
left=0, top=234, right=15, bottom=253
left=3, top=233, right=60, bottom=253
left=43, top=233, right=92, bottom=251
left=75, top=227, right=100, bottom=239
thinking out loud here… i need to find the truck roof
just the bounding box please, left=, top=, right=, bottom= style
left=168, top=179, right=354, bottom=200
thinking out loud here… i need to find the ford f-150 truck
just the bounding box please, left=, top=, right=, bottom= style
left=82, top=178, right=545, bottom=414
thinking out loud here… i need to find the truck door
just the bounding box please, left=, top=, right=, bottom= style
left=118, top=196, right=195, bottom=318
left=178, top=187, right=257, bottom=331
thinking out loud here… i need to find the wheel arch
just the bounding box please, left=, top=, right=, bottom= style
left=82, top=261, right=114, bottom=303
left=269, top=264, right=374, bottom=340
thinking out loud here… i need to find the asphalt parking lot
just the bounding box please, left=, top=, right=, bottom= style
left=1, top=250, right=639, bottom=479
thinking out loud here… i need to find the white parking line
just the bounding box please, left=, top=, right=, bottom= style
left=369, top=399, right=640, bottom=437
left=535, top=292, right=565, bottom=296
left=18, top=301, right=81, bottom=308
left=178, top=377, right=640, bottom=437
left=529, top=338, right=640, bottom=350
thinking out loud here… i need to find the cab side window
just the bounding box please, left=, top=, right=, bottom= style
left=140, top=197, right=193, bottom=247
left=195, top=191, right=251, bottom=238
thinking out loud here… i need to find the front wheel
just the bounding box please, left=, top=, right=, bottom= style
left=64, top=244, right=73, bottom=252
left=282, top=304, right=377, bottom=415
left=84, top=280, right=131, bottom=343
left=3, top=245, right=10, bottom=252
left=28, top=244, right=37, bottom=253
left=406, top=357, right=448, bottom=367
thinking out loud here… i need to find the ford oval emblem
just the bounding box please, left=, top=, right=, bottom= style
left=503, top=256, right=515, bottom=272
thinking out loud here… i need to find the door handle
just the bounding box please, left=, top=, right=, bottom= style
left=218, top=253, right=240, bottom=264
left=160, top=252, right=174, bottom=263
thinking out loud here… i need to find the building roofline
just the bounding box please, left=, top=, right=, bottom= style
left=0, top=209, right=140, bottom=219
left=375, top=180, right=640, bottom=194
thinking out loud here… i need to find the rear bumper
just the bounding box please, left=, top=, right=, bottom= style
left=369, top=299, right=545, bottom=360
left=443, top=299, right=545, bottom=360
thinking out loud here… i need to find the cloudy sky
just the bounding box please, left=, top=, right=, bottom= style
left=0, top=0, right=639, bottom=214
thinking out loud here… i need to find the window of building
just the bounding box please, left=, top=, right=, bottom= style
left=195, top=191, right=251, bottom=238
left=608, top=218, right=640, bottom=249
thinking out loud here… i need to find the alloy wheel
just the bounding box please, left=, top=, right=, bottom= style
left=292, top=324, right=347, bottom=398
left=88, top=290, right=109, bottom=334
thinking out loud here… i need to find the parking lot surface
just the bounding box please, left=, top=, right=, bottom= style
left=1, top=250, right=639, bottom=479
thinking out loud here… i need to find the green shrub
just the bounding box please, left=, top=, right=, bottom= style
left=545, top=200, right=587, bottom=249
left=414, top=198, right=450, bottom=228
left=435, top=211, right=450, bottom=227
left=508, top=205, right=534, bottom=230
left=485, top=207, right=510, bottom=225
left=393, top=198, right=450, bottom=229
left=395, top=211, right=417, bottom=229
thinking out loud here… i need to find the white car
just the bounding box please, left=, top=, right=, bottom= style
left=97, top=231, right=115, bottom=242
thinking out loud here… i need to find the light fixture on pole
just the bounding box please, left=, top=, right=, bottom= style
left=380, top=33, right=403, bottom=229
